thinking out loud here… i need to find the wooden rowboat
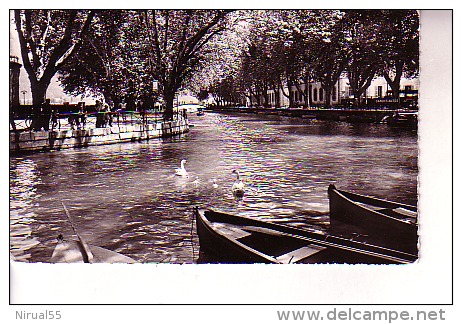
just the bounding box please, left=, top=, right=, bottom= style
left=195, top=208, right=417, bottom=264
left=328, top=184, right=418, bottom=253
left=50, top=203, right=137, bottom=263
left=50, top=234, right=137, bottom=263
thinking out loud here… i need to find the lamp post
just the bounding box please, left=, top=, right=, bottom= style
left=21, top=90, right=27, bottom=105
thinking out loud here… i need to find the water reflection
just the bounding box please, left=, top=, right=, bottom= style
left=9, top=112, right=418, bottom=263
left=10, top=159, right=42, bottom=261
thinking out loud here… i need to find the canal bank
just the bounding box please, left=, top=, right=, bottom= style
left=10, top=118, right=189, bottom=154
left=209, top=106, right=418, bottom=124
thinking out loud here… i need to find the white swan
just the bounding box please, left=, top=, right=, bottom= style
left=175, top=159, right=188, bottom=177
left=212, top=179, right=219, bottom=189
left=232, top=170, right=245, bottom=197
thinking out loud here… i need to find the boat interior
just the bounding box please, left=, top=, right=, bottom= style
left=210, top=222, right=327, bottom=263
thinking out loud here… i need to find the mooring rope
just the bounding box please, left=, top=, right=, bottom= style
left=190, top=207, right=196, bottom=261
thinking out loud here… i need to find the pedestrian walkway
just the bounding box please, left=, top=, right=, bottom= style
left=10, top=114, right=189, bottom=154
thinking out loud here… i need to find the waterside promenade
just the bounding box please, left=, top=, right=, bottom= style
left=10, top=116, right=189, bottom=154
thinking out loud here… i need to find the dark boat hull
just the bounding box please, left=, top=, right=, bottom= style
left=383, top=112, right=418, bottom=129
left=195, top=208, right=417, bottom=264
left=328, top=185, right=418, bottom=253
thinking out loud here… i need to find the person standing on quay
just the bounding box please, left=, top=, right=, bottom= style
left=118, top=99, right=127, bottom=122
left=51, top=105, right=59, bottom=130
left=95, top=100, right=104, bottom=128
left=138, top=99, right=147, bottom=126
left=77, top=102, right=86, bottom=129
left=104, top=104, right=112, bottom=127
left=41, top=98, right=51, bottom=131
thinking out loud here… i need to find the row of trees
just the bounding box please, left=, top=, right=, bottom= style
left=13, top=9, right=418, bottom=123
left=14, top=9, right=232, bottom=121
left=206, top=10, right=419, bottom=108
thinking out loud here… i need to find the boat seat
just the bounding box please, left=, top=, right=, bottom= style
left=211, top=223, right=251, bottom=240
left=241, top=226, right=285, bottom=237
left=357, top=202, right=384, bottom=211
left=275, top=244, right=327, bottom=264
left=376, top=208, right=417, bottom=223
left=394, top=207, right=417, bottom=218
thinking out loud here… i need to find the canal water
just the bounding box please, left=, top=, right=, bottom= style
left=9, top=112, right=418, bottom=263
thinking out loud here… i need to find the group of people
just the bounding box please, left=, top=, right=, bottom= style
left=67, top=102, right=87, bottom=130
left=30, top=98, right=54, bottom=131
left=26, top=96, right=157, bottom=131
left=95, top=100, right=115, bottom=128
left=29, top=99, right=84, bottom=131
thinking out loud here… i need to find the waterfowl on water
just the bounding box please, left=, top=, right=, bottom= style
left=232, top=170, right=245, bottom=197
left=212, top=179, right=219, bottom=189
left=175, top=159, right=188, bottom=177
left=192, top=176, right=201, bottom=187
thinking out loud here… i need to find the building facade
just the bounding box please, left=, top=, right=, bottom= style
left=250, top=76, right=419, bottom=109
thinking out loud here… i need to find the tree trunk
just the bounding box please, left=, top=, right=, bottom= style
left=286, top=78, right=294, bottom=108
left=353, top=91, right=361, bottom=108
left=304, top=75, right=310, bottom=108
left=164, top=90, right=175, bottom=121
left=271, top=84, right=280, bottom=108
left=325, top=86, right=332, bottom=108
left=308, top=82, right=313, bottom=107
left=262, top=82, right=269, bottom=108
left=255, top=89, right=261, bottom=107
left=247, top=88, right=254, bottom=107
left=30, top=79, right=50, bottom=130
left=383, top=61, right=404, bottom=106
left=275, top=88, right=281, bottom=108
left=31, top=82, right=48, bottom=108
left=294, top=82, right=303, bottom=108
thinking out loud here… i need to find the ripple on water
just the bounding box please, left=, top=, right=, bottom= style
left=9, top=114, right=418, bottom=263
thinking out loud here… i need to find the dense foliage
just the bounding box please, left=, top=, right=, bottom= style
left=58, top=10, right=153, bottom=110
left=14, top=9, right=419, bottom=115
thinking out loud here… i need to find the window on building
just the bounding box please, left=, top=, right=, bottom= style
left=332, top=87, right=337, bottom=101
left=313, top=88, right=318, bottom=101
left=319, top=88, right=324, bottom=102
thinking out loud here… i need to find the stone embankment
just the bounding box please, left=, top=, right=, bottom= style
left=10, top=119, right=189, bottom=153
left=209, top=106, right=417, bottom=123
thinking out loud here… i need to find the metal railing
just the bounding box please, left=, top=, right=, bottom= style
left=10, top=110, right=186, bottom=132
